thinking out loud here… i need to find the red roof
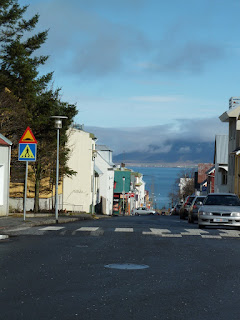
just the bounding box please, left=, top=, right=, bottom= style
left=0, top=138, right=10, bottom=146
left=0, top=134, right=12, bottom=146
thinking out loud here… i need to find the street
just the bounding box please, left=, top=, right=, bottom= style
left=1, top=215, right=240, bottom=320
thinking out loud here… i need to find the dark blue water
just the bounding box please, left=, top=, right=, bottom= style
left=128, top=166, right=183, bottom=209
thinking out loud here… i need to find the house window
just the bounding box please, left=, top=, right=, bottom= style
left=221, top=170, right=227, bottom=185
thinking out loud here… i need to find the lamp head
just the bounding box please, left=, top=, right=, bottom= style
left=50, top=116, right=68, bottom=129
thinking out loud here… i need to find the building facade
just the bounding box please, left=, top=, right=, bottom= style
left=219, top=101, right=240, bottom=194
left=95, top=145, right=115, bottom=215
left=214, top=135, right=228, bottom=193
left=62, top=127, right=96, bottom=213
left=0, top=134, right=12, bottom=216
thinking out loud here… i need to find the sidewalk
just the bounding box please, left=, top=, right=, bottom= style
left=0, top=213, right=110, bottom=240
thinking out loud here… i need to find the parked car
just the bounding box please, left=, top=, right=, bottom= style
left=171, top=203, right=182, bottom=215
left=134, top=207, right=156, bottom=215
left=179, top=195, right=196, bottom=219
left=188, top=196, right=206, bottom=223
left=198, top=193, right=240, bottom=229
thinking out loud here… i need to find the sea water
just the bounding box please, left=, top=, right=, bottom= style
left=128, top=166, right=184, bottom=209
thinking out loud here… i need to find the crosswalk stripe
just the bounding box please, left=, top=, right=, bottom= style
left=143, top=228, right=182, bottom=237
left=39, top=226, right=65, bottom=231
left=115, top=228, right=133, bottom=232
left=201, top=235, right=222, bottom=239
left=75, top=227, right=99, bottom=232
left=181, top=229, right=209, bottom=236
left=218, top=230, right=240, bottom=238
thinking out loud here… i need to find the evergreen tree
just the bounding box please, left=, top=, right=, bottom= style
left=0, top=1, right=78, bottom=212
left=0, top=0, right=52, bottom=101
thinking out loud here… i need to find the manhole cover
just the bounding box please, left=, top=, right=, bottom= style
left=104, top=263, right=149, bottom=270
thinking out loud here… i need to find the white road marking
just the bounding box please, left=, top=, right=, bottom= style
left=201, top=235, right=222, bottom=239
left=0, top=235, right=9, bottom=240
left=143, top=228, right=182, bottom=237
left=181, top=229, right=209, bottom=236
left=76, top=227, right=99, bottom=232
left=39, top=226, right=65, bottom=231
left=218, top=230, right=240, bottom=238
left=115, top=228, right=133, bottom=232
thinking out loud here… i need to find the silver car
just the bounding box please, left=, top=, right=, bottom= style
left=134, top=207, right=156, bottom=215
left=188, top=196, right=206, bottom=223
left=198, top=193, right=240, bottom=229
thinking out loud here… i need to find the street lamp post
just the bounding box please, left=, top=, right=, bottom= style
left=122, top=176, right=125, bottom=215
left=51, top=116, right=68, bottom=224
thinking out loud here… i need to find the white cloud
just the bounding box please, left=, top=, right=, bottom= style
left=86, top=117, right=228, bottom=155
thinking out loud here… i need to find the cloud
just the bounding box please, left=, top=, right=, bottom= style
left=21, top=0, right=226, bottom=78
left=86, top=117, right=228, bottom=155
left=23, top=0, right=150, bottom=76
left=141, top=42, right=225, bottom=74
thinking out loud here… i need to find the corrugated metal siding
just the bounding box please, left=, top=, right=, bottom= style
left=216, top=135, right=228, bottom=164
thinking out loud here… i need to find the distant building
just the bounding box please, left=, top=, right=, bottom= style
left=113, top=169, right=131, bottom=215
left=95, top=145, right=115, bottom=215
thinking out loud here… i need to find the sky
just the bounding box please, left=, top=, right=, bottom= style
left=18, top=0, right=239, bottom=154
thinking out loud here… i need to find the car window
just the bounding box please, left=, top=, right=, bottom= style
left=196, top=197, right=205, bottom=203
left=188, top=196, right=195, bottom=204
left=204, top=195, right=240, bottom=206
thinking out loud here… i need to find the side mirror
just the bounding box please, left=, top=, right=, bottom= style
left=197, top=201, right=203, bottom=206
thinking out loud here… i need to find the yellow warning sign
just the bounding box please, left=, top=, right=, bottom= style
left=19, top=144, right=35, bottom=159
left=19, top=127, right=37, bottom=144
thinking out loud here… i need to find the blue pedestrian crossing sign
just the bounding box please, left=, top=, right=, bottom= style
left=18, top=143, right=37, bottom=161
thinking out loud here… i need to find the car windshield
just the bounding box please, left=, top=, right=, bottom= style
left=188, top=196, right=195, bottom=204
left=204, top=195, right=240, bottom=206
left=195, top=197, right=205, bottom=203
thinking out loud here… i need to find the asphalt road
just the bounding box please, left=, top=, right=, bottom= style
left=1, top=215, right=240, bottom=320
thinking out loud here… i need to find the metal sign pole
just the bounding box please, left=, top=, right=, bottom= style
left=55, top=128, right=59, bottom=224
left=23, top=161, right=28, bottom=221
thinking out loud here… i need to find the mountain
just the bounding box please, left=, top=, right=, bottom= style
left=113, top=140, right=214, bottom=166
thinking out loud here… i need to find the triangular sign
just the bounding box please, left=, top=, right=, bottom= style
left=19, top=127, right=37, bottom=144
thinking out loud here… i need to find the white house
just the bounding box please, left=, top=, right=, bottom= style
left=0, top=134, right=12, bottom=216
left=62, top=127, right=96, bottom=213
left=133, top=172, right=145, bottom=208
left=95, top=145, right=115, bottom=215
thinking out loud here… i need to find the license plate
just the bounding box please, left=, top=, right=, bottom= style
left=213, top=218, right=228, bottom=223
